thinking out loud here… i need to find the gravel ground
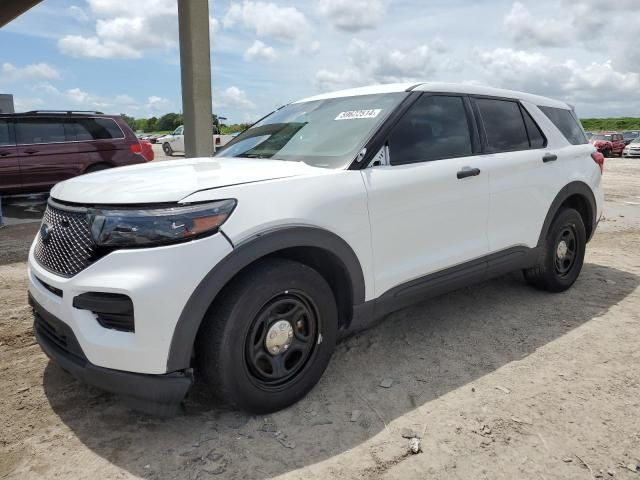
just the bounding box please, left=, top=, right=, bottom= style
left=0, top=158, right=639, bottom=480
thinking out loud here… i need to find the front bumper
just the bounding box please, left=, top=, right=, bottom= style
left=30, top=293, right=192, bottom=415
left=27, top=232, right=233, bottom=374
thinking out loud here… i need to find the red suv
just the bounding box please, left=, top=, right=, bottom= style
left=589, top=132, right=625, bottom=157
left=0, top=111, right=153, bottom=195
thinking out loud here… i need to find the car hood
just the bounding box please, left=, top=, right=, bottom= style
left=51, top=157, right=326, bottom=205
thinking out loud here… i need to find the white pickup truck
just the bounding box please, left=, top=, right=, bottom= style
left=160, top=125, right=235, bottom=156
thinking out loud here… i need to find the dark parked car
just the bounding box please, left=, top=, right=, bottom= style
left=623, top=131, right=639, bottom=146
left=0, top=111, right=150, bottom=195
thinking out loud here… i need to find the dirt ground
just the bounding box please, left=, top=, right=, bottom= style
left=1, top=159, right=639, bottom=480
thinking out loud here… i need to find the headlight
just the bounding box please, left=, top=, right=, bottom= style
left=89, top=199, right=236, bottom=247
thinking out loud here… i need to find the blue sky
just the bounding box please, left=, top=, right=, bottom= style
left=1, top=0, right=638, bottom=123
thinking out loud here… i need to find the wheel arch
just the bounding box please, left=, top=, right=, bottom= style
left=166, top=226, right=366, bottom=372
left=537, top=181, right=597, bottom=247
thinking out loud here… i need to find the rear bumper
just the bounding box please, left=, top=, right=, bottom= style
left=30, top=293, right=192, bottom=416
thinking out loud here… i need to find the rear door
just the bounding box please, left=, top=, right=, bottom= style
left=0, top=118, right=20, bottom=193
left=15, top=116, right=87, bottom=191
left=363, top=94, right=490, bottom=297
left=473, top=97, right=556, bottom=253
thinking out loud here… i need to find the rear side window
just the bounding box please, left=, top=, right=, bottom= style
left=388, top=95, right=473, bottom=165
left=522, top=107, right=546, bottom=148
left=539, top=106, right=588, bottom=145
left=0, top=119, right=14, bottom=146
left=476, top=98, right=529, bottom=152
left=16, top=118, right=66, bottom=144
left=72, top=118, right=124, bottom=140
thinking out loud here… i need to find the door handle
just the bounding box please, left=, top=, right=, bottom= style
left=24, top=149, right=39, bottom=154
left=542, top=153, right=558, bottom=163
left=457, top=167, right=481, bottom=179
left=0, top=151, right=10, bottom=157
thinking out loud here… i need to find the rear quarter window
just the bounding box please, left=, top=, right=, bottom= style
left=539, top=106, right=588, bottom=145
left=72, top=118, right=125, bottom=141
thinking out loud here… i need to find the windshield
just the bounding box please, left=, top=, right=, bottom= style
left=632, top=137, right=640, bottom=144
left=591, top=134, right=612, bottom=141
left=216, top=93, right=407, bottom=169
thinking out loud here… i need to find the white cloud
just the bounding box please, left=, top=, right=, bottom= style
left=1, top=63, right=60, bottom=82
left=244, top=40, right=277, bottom=62
left=504, top=2, right=571, bottom=48
left=67, top=5, right=90, bottom=22
left=315, top=39, right=450, bottom=91
left=57, top=0, right=192, bottom=59
left=146, top=96, right=171, bottom=111
left=216, top=86, right=256, bottom=110
left=223, top=1, right=310, bottom=43
left=318, top=0, right=385, bottom=32
left=476, top=48, right=640, bottom=107
left=58, top=35, right=143, bottom=59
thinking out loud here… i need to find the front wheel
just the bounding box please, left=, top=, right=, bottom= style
left=603, top=148, right=612, bottom=158
left=523, top=208, right=586, bottom=292
left=196, top=258, right=338, bottom=413
left=162, top=142, right=173, bottom=156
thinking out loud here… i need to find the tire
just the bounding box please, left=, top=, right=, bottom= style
left=162, top=142, right=173, bottom=156
left=523, top=208, right=586, bottom=293
left=196, top=258, right=338, bottom=413
left=603, top=148, right=612, bottom=158
left=84, top=163, right=111, bottom=174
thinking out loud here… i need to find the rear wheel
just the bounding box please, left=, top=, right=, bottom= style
left=196, top=258, right=338, bottom=413
left=523, top=208, right=586, bottom=292
left=162, top=142, right=173, bottom=156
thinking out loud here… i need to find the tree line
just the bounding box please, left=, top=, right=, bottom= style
left=119, top=113, right=252, bottom=135
left=581, top=118, right=640, bottom=131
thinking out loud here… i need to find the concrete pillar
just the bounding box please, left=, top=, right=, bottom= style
left=178, top=0, right=214, bottom=158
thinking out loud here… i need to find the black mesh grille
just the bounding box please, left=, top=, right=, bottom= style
left=34, top=202, right=97, bottom=277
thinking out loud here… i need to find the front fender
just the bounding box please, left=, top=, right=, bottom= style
left=166, top=225, right=365, bottom=372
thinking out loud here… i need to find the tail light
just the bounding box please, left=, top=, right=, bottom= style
left=591, top=151, right=604, bottom=173
left=130, top=142, right=142, bottom=154
left=215, top=137, right=221, bottom=145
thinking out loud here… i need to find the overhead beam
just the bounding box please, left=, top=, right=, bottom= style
left=0, top=0, right=43, bottom=28
left=177, top=0, right=214, bottom=158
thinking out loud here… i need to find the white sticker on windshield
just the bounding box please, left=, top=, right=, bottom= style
left=335, top=109, right=382, bottom=120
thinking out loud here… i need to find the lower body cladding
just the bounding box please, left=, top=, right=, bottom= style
left=27, top=232, right=233, bottom=415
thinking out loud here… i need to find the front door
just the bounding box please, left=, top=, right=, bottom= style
left=363, top=94, right=490, bottom=298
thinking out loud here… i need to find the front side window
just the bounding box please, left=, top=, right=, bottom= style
left=217, top=93, right=407, bottom=169
left=0, top=119, right=13, bottom=147
left=387, top=95, right=473, bottom=165
left=539, top=106, right=588, bottom=145
left=72, top=118, right=124, bottom=141
left=476, top=98, right=529, bottom=152
left=16, top=118, right=66, bottom=145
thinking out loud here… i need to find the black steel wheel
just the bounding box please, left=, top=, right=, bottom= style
left=245, top=291, right=319, bottom=389
left=162, top=142, right=173, bottom=156
left=196, top=258, right=337, bottom=413
left=553, top=225, right=577, bottom=277
left=523, top=208, right=586, bottom=292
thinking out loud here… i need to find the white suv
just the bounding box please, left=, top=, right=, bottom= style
left=27, top=83, right=604, bottom=415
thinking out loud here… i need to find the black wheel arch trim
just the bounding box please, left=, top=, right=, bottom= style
left=166, top=226, right=366, bottom=372
left=537, top=181, right=597, bottom=246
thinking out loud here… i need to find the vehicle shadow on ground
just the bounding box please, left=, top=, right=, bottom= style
left=43, top=262, right=639, bottom=479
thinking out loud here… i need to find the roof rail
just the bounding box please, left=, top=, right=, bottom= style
left=24, top=110, right=104, bottom=115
